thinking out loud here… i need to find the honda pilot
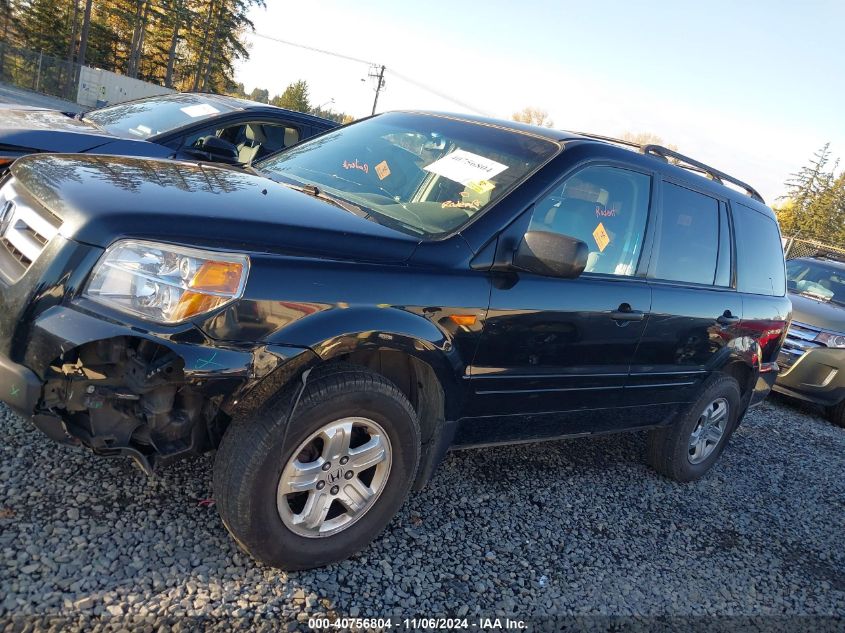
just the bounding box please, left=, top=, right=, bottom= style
left=0, top=112, right=790, bottom=569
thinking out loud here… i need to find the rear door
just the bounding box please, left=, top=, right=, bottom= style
left=625, top=180, right=742, bottom=416
left=460, top=164, right=655, bottom=445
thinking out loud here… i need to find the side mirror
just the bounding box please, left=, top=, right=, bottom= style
left=184, top=135, right=240, bottom=164
left=512, top=231, right=588, bottom=279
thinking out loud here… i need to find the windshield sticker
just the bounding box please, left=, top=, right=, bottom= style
left=442, top=199, right=483, bottom=212
left=375, top=160, right=391, bottom=180
left=342, top=159, right=369, bottom=174
left=180, top=103, right=220, bottom=118
left=424, top=149, right=508, bottom=185
left=466, top=179, right=496, bottom=195
left=596, top=204, right=618, bottom=218
left=593, top=222, right=610, bottom=252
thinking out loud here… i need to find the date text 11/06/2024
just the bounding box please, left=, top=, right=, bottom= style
left=308, top=617, right=528, bottom=630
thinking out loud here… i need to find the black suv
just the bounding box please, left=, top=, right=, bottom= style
left=0, top=112, right=789, bottom=569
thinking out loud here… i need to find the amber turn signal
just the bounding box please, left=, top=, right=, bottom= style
left=190, top=261, right=245, bottom=294
left=449, top=314, right=477, bottom=326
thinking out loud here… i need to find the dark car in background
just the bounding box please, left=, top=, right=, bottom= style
left=774, top=256, right=845, bottom=426
left=0, top=111, right=789, bottom=569
left=0, top=92, right=337, bottom=171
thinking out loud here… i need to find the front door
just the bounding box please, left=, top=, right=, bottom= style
left=458, top=164, right=655, bottom=445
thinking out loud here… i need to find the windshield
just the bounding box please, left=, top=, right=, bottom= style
left=786, top=259, right=845, bottom=305
left=255, top=112, right=560, bottom=237
left=83, top=94, right=235, bottom=140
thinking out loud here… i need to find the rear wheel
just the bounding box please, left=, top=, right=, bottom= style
left=213, top=364, right=420, bottom=570
left=647, top=375, right=741, bottom=482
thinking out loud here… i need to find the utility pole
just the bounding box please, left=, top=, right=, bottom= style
left=368, top=64, right=385, bottom=115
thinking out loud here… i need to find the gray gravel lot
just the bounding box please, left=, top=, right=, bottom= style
left=1, top=395, right=843, bottom=630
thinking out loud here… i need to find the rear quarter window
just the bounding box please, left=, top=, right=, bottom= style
left=732, top=201, right=786, bottom=296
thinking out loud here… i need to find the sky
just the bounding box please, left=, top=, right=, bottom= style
left=235, top=0, right=845, bottom=204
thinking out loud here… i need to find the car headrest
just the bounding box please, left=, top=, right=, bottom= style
left=244, top=123, right=267, bottom=145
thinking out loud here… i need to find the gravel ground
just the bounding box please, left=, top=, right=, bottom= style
left=0, top=395, right=843, bottom=631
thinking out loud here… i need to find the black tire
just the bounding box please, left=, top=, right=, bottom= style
left=646, top=375, right=741, bottom=482
left=213, top=363, right=420, bottom=570
left=825, top=401, right=845, bottom=428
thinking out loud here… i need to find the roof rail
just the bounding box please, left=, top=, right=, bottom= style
left=570, top=132, right=642, bottom=151
left=570, top=132, right=765, bottom=203
left=641, top=145, right=764, bottom=203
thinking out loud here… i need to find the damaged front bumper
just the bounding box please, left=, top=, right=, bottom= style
left=0, top=304, right=317, bottom=473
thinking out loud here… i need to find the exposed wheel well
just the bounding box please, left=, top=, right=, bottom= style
left=337, top=349, right=446, bottom=477
left=722, top=361, right=754, bottom=396
left=721, top=361, right=755, bottom=422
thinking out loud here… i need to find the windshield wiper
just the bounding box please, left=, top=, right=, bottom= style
left=279, top=182, right=371, bottom=219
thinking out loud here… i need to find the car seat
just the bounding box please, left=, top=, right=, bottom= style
left=237, top=124, right=268, bottom=164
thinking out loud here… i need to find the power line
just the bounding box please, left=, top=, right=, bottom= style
left=251, top=32, right=376, bottom=66
left=386, top=68, right=491, bottom=117
left=250, top=31, right=491, bottom=116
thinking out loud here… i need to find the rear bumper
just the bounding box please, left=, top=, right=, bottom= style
left=773, top=347, right=845, bottom=407
left=0, top=353, right=40, bottom=417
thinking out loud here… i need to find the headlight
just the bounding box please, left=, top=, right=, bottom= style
left=815, top=331, right=845, bottom=348
left=85, top=240, right=249, bottom=324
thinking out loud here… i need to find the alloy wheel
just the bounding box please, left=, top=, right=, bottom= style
left=687, top=397, right=729, bottom=465
left=277, top=417, right=392, bottom=538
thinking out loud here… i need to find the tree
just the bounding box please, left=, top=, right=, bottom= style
left=310, top=105, right=353, bottom=124
left=5, top=0, right=264, bottom=96
left=620, top=131, right=678, bottom=152
left=248, top=87, right=269, bottom=103
left=272, top=79, right=310, bottom=113
left=511, top=107, right=553, bottom=127
left=776, top=145, right=845, bottom=245
left=784, top=143, right=837, bottom=215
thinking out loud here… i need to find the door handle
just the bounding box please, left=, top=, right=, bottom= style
left=716, top=311, right=740, bottom=325
left=611, top=303, right=645, bottom=322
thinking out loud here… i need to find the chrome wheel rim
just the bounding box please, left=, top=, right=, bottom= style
left=277, top=417, right=392, bottom=538
left=687, top=397, right=729, bottom=464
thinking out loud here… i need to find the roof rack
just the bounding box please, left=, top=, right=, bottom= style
left=641, top=145, right=764, bottom=203
left=571, top=132, right=765, bottom=203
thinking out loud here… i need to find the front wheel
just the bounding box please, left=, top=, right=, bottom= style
left=647, top=375, right=741, bottom=482
left=213, top=364, right=420, bottom=570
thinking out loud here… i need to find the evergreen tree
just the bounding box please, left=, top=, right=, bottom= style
left=5, top=0, right=264, bottom=95
left=271, top=79, right=310, bottom=113
left=776, top=145, right=845, bottom=246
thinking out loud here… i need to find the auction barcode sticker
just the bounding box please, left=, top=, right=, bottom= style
left=424, top=149, right=508, bottom=185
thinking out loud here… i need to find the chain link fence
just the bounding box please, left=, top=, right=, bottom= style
left=783, top=236, right=845, bottom=261
left=0, top=42, right=79, bottom=102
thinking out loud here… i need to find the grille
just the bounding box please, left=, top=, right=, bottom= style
left=0, top=180, right=61, bottom=283
left=778, top=321, right=825, bottom=371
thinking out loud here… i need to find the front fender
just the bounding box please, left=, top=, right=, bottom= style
left=266, top=306, right=471, bottom=420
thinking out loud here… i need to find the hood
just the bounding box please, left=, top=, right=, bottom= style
left=9, top=154, right=420, bottom=263
left=0, top=105, right=115, bottom=153
left=788, top=292, right=845, bottom=333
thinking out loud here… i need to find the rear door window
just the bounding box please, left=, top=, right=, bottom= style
left=733, top=202, right=786, bottom=296
left=651, top=182, right=720, bottom=285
